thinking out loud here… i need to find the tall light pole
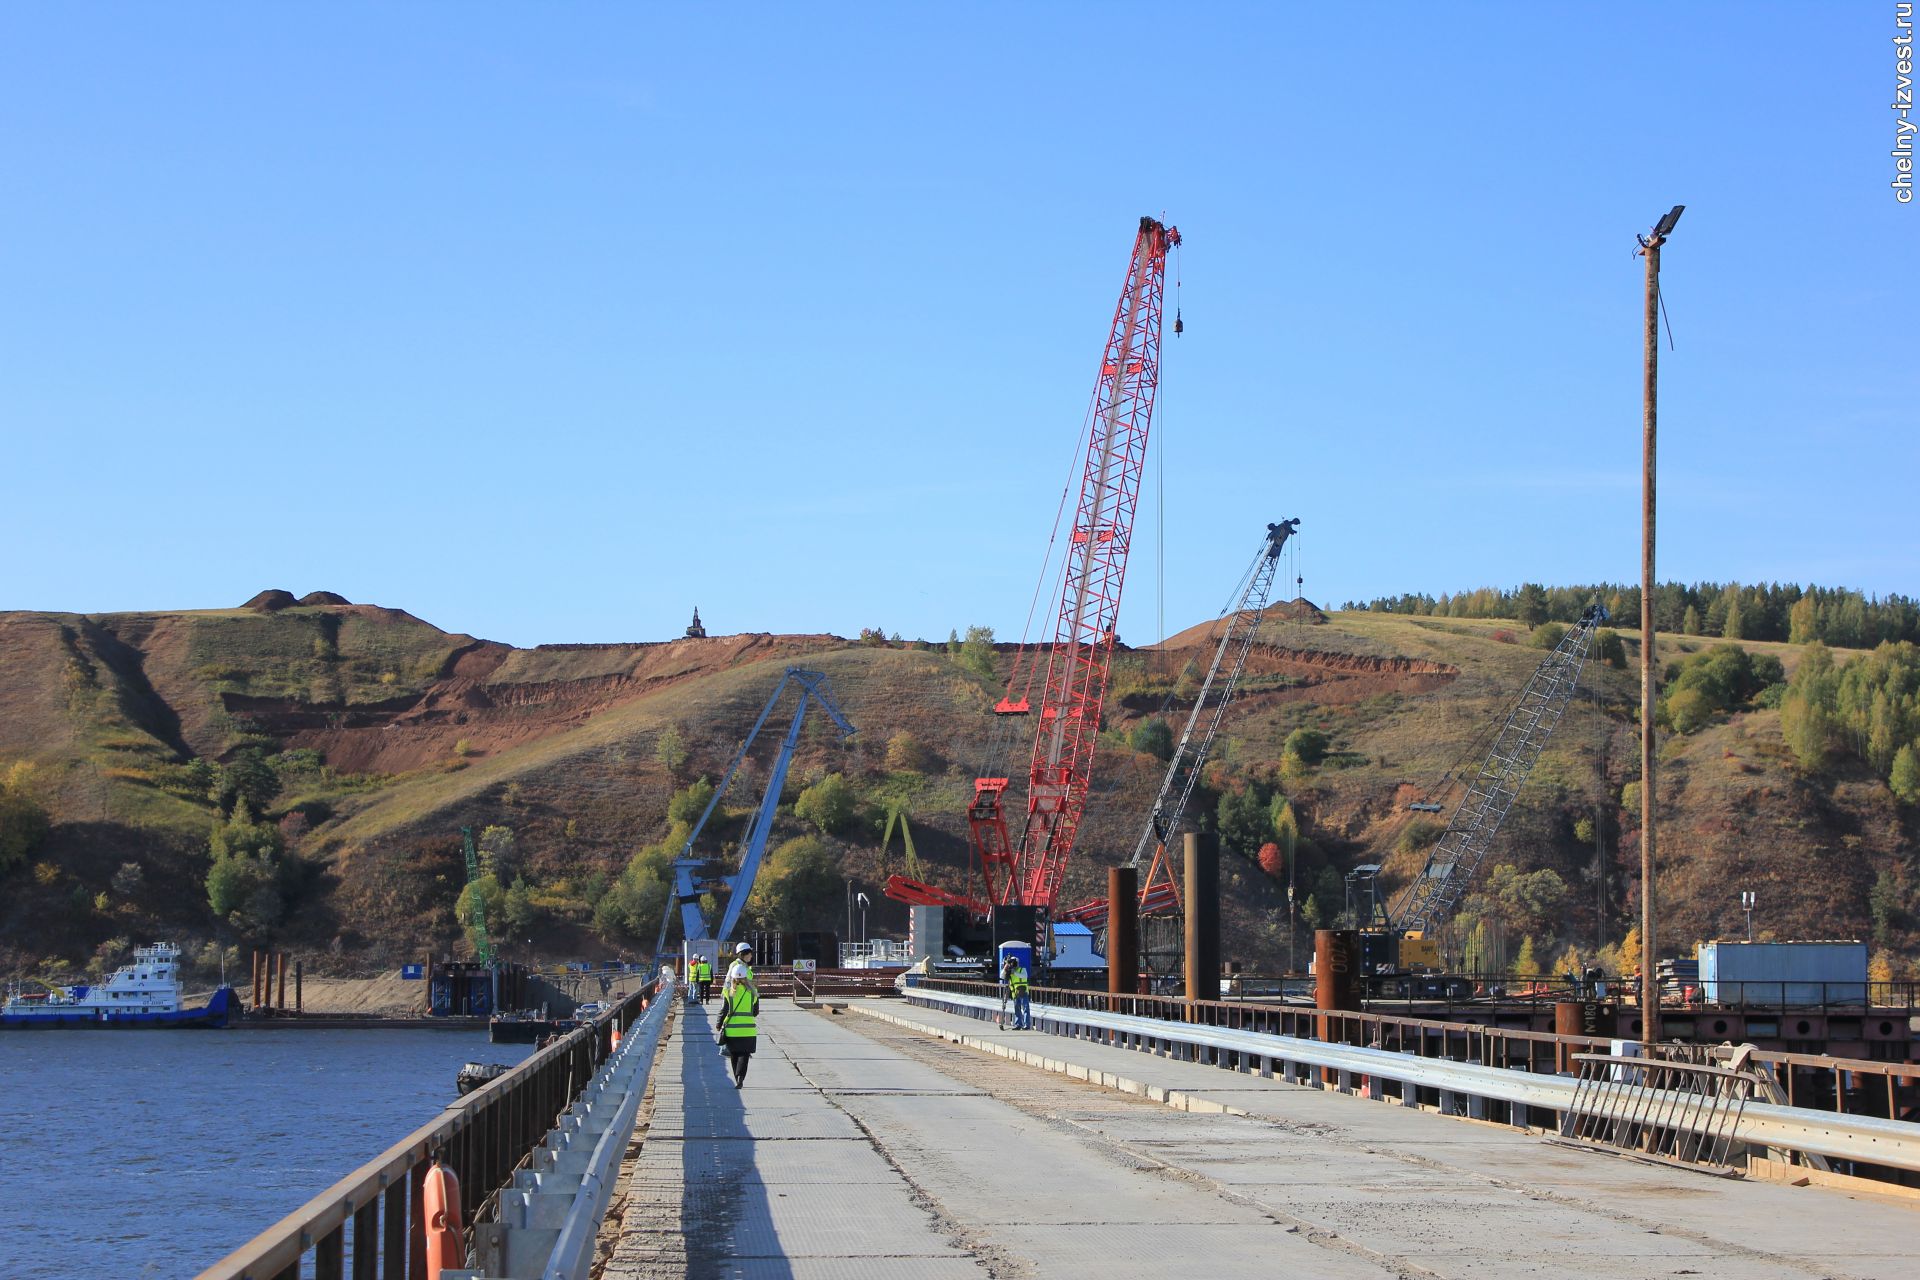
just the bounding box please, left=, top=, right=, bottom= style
left=1637, top=203, right=1683, bottom=1045
left=857, top=892, right=870, bottom=945
left=1741, top=890, right=1756, bottom=942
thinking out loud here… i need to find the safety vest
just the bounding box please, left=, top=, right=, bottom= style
left=694, top=960, right=710, bottom=982
left=722, top=981, right=757, bottom=1038
left=1008, top=964, right=1029, bottom=995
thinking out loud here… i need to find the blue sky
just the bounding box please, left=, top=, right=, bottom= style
left=2, top=4, right=1911, bottom=648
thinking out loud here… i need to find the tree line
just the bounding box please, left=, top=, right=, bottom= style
left=1346, top=582, right=1920, bottom=650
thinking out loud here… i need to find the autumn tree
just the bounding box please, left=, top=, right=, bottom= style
left=747, top=836, right=841, bottom=931
left=958, top=626, right=997, bottom=682
left=654, top=726, right=689, bottom=780
left=1257, top=842, right=1286, bottom=877
left=0, top=761, right=51, bottom=876
left=1891, top=745, right=1920, bottom=805
left=206, top=799, right=291, bottom=936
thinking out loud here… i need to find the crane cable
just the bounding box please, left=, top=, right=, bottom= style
left=976, top=349, right=1105, bottom=786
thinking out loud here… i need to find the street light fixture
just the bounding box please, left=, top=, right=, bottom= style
left=1741, top=891, right=1756, bottom=942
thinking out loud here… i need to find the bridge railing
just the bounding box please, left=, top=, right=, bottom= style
left=194, top=971, right=671, bottom=1280
left=908, top=978, right=1920, bottom=1181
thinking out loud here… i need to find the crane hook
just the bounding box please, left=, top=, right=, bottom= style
left=1173, top=306, right=1184, bottom=337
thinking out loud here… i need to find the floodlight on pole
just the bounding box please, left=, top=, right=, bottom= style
left=1741, top=890, right=1756, bottom=942
left=1635, top=202, right=1684, bottom=1044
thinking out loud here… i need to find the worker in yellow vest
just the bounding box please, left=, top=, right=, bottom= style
left=692, top=956, right=713, bottom=1003
left=1003, top=953, right=1031, bottom=1030
left=719, top=941, right=758, bottom=1088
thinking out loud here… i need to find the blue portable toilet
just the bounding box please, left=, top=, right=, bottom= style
left=996, top=939, right=1034, bottom=980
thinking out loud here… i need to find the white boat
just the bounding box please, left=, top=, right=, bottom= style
left=1, top=943, right=235, bottom=1029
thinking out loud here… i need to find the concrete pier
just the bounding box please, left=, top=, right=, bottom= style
left=601, top=998, right=1920, bottom=1277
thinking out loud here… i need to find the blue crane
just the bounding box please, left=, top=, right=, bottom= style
left=655, top=667, right=857, bottom=955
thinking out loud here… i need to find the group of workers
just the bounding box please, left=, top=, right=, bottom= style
left=686, top=942, right=759, bottom=1088
left=685, top=944, right=1034, bottom=1091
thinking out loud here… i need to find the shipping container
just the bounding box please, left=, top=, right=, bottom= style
left=1697, top=941, right=1867, bottom=1006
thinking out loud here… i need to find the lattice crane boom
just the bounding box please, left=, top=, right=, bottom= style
left=1008, top=214, right=1180, bottom=914
left=884, top=215, right=1179, bottom=919
left=1062, top=519, right=1297, bottom=928
left=1389, top=604, right=1607, bottom=935
left=460, top=826, right=496, bottom=966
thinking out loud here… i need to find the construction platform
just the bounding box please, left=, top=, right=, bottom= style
left=600, top=999, right=1917, bottom=1279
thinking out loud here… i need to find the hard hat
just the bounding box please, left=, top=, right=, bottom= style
left=735, top=942, right=753, bottom=954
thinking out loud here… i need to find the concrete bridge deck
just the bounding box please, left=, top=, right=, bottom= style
left=601, top=998, right=1917, bottom=1279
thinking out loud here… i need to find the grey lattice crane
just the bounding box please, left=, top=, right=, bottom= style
left=1390, top=604, right=1608, bottom=936
left=1062, top=518, right=1299, bottom=927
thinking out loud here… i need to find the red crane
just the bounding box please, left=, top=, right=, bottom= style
left=889, top=214, right=1179, bottom=918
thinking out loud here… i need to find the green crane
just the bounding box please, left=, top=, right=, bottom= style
left=461, top=826, right=496, bottom=966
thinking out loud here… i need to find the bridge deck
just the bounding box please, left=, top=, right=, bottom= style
left=603, top=997, right=1916, bottom=1279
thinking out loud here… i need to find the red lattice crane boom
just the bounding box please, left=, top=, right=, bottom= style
left=888, top=214, right=1179, bottom=918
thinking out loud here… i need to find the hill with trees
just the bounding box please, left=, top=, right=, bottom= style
left=2, top=590, right=1916, bottom=988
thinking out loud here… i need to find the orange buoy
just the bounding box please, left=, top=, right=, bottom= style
left=421, top=1158, right=465, bottom=1279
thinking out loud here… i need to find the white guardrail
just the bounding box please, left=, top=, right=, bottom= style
left=908, top=985, right=1920, bottom=1176
left=450, top=976, right=677, bottom=1280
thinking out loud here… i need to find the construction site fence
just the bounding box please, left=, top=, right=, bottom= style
left=194, top=971, right=672, bottom=1280
left=750, top=965, right=904, bottom=999
left=1214, top=971, right=1920, bottom=1015
left=911, top=977, right=1920, bottom=1180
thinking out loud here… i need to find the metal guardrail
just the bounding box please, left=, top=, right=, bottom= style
left=453, top=977, right=676, bottom=1279
left=194, top=973, right=670, bottom=1280
left=1214, top=971, right=1920, bottom=1014
left=906, top=982, right=1920, bottom=1178
left=935, top=978, right=1920, bottom=1124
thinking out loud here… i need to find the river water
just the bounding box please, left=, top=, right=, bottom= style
left=1, top=1028, right=532, bottom=1279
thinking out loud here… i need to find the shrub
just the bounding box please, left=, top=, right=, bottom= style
left=667, top=778, right=716, bottom=826
left=1394, top=818, right=1444, bottom=858
left=1658, top=643, right=1784, bottom=734
left=886, top=731, right=934, bottom=773
left=1530, top=622, right=1567, bottom=649
left=1128, top=718, right=1174, bottom=762
left=795, top=773, right=857, bottom=835
left=1282, top=728, right=1329, bottom=766
left=1594, top=629, right=1627, bottom=669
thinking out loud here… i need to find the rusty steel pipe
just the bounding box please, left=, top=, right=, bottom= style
left=1183, top=833, right=1220, bottom=1005
left=1108, top=864, right=1139, bottom=996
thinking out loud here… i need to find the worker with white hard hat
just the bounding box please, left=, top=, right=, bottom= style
left=718, top=941, right=759, bottom=1088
